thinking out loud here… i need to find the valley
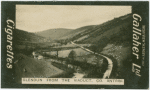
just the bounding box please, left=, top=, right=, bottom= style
left=14, top=14, right=133, bottom=83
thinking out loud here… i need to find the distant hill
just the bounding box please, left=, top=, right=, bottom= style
left=14, top=29, right=46, bottom=43
left=35, top=28, right=73, bottom=40
left=34, top=14, right=132, bottom=43
left=14, top=13, right=132, bottom=50
left=59, top=25, right=96, bottom=40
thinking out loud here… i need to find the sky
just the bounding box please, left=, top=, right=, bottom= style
left=16, top=5, right=131, bottom=32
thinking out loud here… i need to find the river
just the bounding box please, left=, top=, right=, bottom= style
left=72, top=73, right=85, bottom=78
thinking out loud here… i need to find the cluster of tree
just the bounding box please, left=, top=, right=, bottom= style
left=14, top=44, right=34, bottom=56
left=66, top=50, right=108, bottom=74
left=55, top=39, right=69, bottom=45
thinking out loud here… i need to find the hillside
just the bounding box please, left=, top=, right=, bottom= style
left=59, top=25, right=96, bottom=40
left=14, top=54, right=64, bottom=83
left=13, top=29, right=49, bottom=55
left=59, top=14, right=132, bottom=48
left=14, top=29, right=45, bottom=43
left=79, top=14, right=132, bottom=45
left=35, top=28, right=73, bottom=40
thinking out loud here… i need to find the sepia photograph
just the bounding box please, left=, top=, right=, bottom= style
left=1, top=1, right=149, bottom=89
left=15, top=5, right=131, bottom=80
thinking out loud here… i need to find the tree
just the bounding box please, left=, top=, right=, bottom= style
left=68, top=50, right=76, bottom=63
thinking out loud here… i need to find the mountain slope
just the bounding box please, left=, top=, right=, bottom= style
left=56, top=14, right=132, bottom=48
left=80, top=15, right=132, bottom=44
left=14, top=29, right=45, bottom=43
left=35, top=28, right=73, bottom=40
left=59, top=25, right=96, bottom=40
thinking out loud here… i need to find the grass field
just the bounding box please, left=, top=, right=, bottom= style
left=14, top=53, right=65, bottom=83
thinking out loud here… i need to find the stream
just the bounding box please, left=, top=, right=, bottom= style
left=72, top=73, right=85, bottom=78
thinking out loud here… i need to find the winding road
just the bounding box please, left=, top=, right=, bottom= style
left=71, top=41, right=113, bottom=78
